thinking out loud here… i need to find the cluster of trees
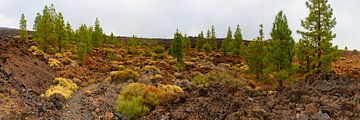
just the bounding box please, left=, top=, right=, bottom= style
left=169, top=29, right=190, bottom=64
left=170, top=0, right=339, bottom=85
left=20, top=4, right=122, bottom=62
left=195, top=26, right=217, bottom=53
left=221, top=25, right=246, bottom=56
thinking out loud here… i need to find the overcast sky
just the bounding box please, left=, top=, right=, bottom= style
left=0, top=0, right=359, bottom=49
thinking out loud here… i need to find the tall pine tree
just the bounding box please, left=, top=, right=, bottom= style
left=267, top=11, right=295, bottom=87
left=232, top=25, right=245, bottom=56
left=169, top=29, right=184, bottom=63
left=55, top=12, right=68, bottom=52
left=195, top=31, right=205, bottom=51
left=268, top=11, right=295, bottom=71
left=221, top=27, right=232, bottom=55
left=19, top=13, right=28, bottom=41
left=297, top=0, right=339, bottom=72
left=92, top=17, right=103, bottom=47
left=210, top=25, right=217, bottom=49
left=246, top=24, right=266, bottom=81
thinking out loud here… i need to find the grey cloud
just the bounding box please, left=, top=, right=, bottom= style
left=0, top=0, right=359, bottom=49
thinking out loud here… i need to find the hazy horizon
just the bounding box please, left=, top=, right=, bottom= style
left=0, top=0, right=359, bottom=49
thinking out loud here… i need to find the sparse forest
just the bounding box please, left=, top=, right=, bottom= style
left=0, top=0, right=359, bottom=120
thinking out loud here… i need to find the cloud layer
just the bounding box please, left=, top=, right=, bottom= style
left=0, top=0, right=359, bottom=49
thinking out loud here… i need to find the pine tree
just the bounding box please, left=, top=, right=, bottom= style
left=76, top=24, right=92, bottom=62
left=108, top=32, right=119, bottom=45
left=221, top=27, right=232, bottom=55
left=203, top=29, right=213, bottom=53
left=182, top=34, right=191, bottom=51
left=267, top=11, right=295, bottom=87
left=297, top=0, right=339, bottom=72
left=268, top=11, right=295, bottom=71
left=128, top=35, right=139, bottom=46
left=65, top=22, right=75, bottom=44
left=92, top=17, right=103, bottom=47
left=246, top=24, right=266, bottom=81
left=232, top=25, right=245, bottom=56
left=169, top=29, right=184, bottom=63
left=19, top=13, right=28, bottom=42
left=195, top=31, right=205, bottom=51
left=210, top=25, right=217, bottom=49
left=55, top=12, right=68, bottom=52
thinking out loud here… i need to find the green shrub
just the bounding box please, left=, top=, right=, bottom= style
left=153, top=45, right=164, bottom=54
left=173, top=62, right=186, bottom=72
left=116, top=83, right=183, bottom=119
left=107, top=53, right=121, bottom=61
left=202, top=42, right=212, bottom=53
left=192, top=71, right=233, bottom=87
left=110, top=69, right=140, bottom=83
left=152, top=53, right=164, bottom=60
left=143, top=50, right=152, bottom=57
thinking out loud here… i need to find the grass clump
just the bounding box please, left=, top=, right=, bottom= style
left=110, top=69, right=140, bottom=83
left=42, top=78, right=78, bottom=100
left=192, top=71, right=237, bottom=87
left=48, top=58, right=61, bottom=68
left=116, top=83, right=183, bottom=120
left=28, top=46, right=45, bottom=56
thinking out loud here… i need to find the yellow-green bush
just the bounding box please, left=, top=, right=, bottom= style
left=48, top=58, right=61, bottom=68
left=28, top=46, right=45, bottom=56
left=42, top=78, right=78, bottom=100
left=116, top=83, right=182, bottom=120
left=110, top=69, right=140, bottom=83
left=141, top=65, right=160, bottom=75
left=192, top=71, right=234, bottom=87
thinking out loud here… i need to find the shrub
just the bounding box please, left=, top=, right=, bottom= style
left=143, top=50, right=152, bottom=57
left=202, top=42, right=212, bottom=53
left=107, top=53, right=121, bottom=61
left=110, top=69, right=140, bottom=83
left=192, top=71, right=234, bottom=87
left=153, top=45, right=164, bottom=54
left=42, top=78, right=78, bottom=100
left=28, top=46, right=45, bottom=56
left=116, top=83, right=183, bottom=119
left=141, top=65, right=160, bottom=75
left=152, top=53, right=164, bottom=60
left=48, top=58, right=61, bottom=68
left=173, top=62, right=186, bottom=72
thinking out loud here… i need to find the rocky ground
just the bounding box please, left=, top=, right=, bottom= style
left=0, top=29, right=359, bottom=120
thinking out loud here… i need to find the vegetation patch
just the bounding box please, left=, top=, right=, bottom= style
left=116, top=83, right=183, bottom=120
left=42, top=78, right=78, bottom=100
left=192, top=71, right=244, bottom=87
left=110, top=69, right=140, bottom=83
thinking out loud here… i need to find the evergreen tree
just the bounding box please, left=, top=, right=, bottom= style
left=232, top=25, right=245, bottom=56
left=297, top=0, right=339, bottom=72
left=92, top=17, right=103, bottom=47
left=210, top=25, right=217, bottom=49
left=108, top=32, right=119, bottom=45
left=19, top=13, right=28, bottom=41
left=55, top=12, right=68, bottom=52
left=76, top=24, right=92, bottom=62
left=268, top=11, right=295, bottom=71
left=246, top=24, right=266, bottom=81
left=267, top=11, right=295, bottom=87
left=182, top=34, right=191, bottom=51
left=65, top=22, right=75, bottom=44
left=203, top=29, right=213, bottom=52
left=128, top=35, right=139, bottom=46
left=169, top=29, right=184, bottom=63
left=221, top=27, right=232, bottom=55
left=195, top=31, right=205, bottom=51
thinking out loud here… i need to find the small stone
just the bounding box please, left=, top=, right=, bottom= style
left=312, top=111, right=331, bottom=120
left=95, top=108, right=101, bottom=113
left=105, top=112, right=113, bottom=120
left=174, top=72, right=185, bottom=79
